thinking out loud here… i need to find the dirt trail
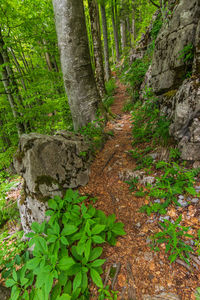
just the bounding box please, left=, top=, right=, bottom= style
left=80, top=78, right=198, bottom=299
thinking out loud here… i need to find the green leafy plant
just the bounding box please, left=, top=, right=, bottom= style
left=0, top=176, right=20, bottom=228
left=150, top=215, right=194, bottom=264
left=140, top=162, right=200, bottom=215
left=150, top=14, right=162, bottom=40
left=195, top=287, right=200, bottom=300
left=131, top=91, right=170, bottom=146
left=0, top=231, right=28, bottom=276
left=178, top=44, right=194, bottom=63
left=125, top=177, right=139, bottom=191
left=98, top=285, right=118, bottom=300
left=6, top=189, right=125, bottom=299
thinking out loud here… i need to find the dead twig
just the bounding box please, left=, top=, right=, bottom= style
left=104, top=265, right=111, bottom=287
left=111, top=262, right=121, bottom=290
left=99, top=151, right=116, bottom=174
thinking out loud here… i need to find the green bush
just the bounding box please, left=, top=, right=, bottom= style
left=5, top=190, right=125, bottom=299
left=150, top=215, right=193, bottom=264
left=131, top=91, right=170, bottom=146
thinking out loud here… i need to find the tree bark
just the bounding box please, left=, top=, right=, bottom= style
left=53, top=0, right=101, bottom=130
left=111, top=0, right=120, bottom=61
left=120, top=20, right=126, bottom=51
left=88, top=0, right=105, bottom=97
left=131, top=1, right=136, bottom=47
left=100, top=3, right=111, bottom=81
left=0, top=52, right=24, bottom=137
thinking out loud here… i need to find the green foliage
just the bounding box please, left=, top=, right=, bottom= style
left=103, top=78, right=116, bottom=110
left=98, top=285, right=118, bottom=300
left=6, top=189, right=125, bottom=299
left=178, top=44, right=194, bottom=63
left=122, top=100, right=134, bottom=112
left=0, top=176, right=20, bottom=228
left=121, top=57, right=150, bottom=102
left=0, top=231, right=28, bottom=275
left=195, top=287, right=200, bottom=300
left=150, top=14, right=162, bottom=40
left=131, top=90, right=170, bottom=146
left=140, top=162, right=200, bottom=215
left=79, top=119, right=105, bottom=151
left=150, top=216, right=194, bottom=264
left=195, top=230, right=200, bottom=256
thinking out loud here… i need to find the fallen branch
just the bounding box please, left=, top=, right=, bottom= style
left=99, top=151, right=116, bottom=174
left=111, top=262, right=121, bottom=289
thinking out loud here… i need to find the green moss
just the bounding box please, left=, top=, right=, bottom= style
left=14, top=150, right=25, bottom=163
left=163, top=90, right=177, bottom=98
left=36, top=175, right=57, bottom=187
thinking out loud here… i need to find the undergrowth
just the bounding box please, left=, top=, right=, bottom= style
left=5, top=189, right=125, bottom=299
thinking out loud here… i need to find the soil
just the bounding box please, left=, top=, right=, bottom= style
left=79, top=78, right=200, bottom=300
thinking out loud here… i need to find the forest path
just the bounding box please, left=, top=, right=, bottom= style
left=80, top=78, right=195, bottom=300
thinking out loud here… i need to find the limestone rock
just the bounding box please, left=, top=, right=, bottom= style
left=151, top=0, right=200, bottom=95
left=146, top=0, right=200, bottom=160
left=14, top=131, right=92, bottom=234
left=0, top=285, right=10, bottom=300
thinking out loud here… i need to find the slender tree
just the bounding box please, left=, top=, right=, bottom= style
left=88, top=0, right=106, bottom=97
left=53, top=0, right=101, bottom=130
left=111, top=0, right=120, bottom=61
left=100, top=1, right=111, bottom=81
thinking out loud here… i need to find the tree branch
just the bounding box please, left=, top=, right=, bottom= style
left=149, top=0, right=160, bottom=8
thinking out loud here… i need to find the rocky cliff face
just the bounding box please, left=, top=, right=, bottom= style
left=149, top=0, right=200, bottom=160
left=14, top=131, right=92, bottom=234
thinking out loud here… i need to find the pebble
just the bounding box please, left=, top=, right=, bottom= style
left=144, top=252, right=153, bottom=261
left=154, top=199, right=161, bottom=203
left=159, top=216, right=170, bottom=222
left=115, top=144, right=120, bottom=147
left=136, top=222, right=141, bottom=228
left=149, top=153, right=158, bottom=160
left=146, top=237, right=152, bottom=244
left=191, top=198, right=199, bottom=203
left=178, top=195, right=184, bottom=200
left=177, top=199, right=188, bottom=207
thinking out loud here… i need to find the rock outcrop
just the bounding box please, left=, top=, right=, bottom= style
left=14, top=131, right=92, bottom=234
left=148, top=0, right=200, bottom=160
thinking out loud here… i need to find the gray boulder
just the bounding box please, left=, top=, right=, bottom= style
left=14, top=131, right=92, bottom=234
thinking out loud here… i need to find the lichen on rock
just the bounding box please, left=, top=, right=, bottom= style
left=14, top=131, right=93, bottom=234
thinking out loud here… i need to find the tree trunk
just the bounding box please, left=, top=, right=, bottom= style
left=131, top=1, right=136, bottom=47
left=0, top=52, right=24, bottom=137
left=88, top=0, right=105, bottom=98
left=111, top=0, right=120, bottom=61
left=53, top=0, right=101, bottom=130
left=9, top=48, right=27, bottom=91
left=100, top=3, right=111, bottom=81
left=120, top=20, right=126, bottom=51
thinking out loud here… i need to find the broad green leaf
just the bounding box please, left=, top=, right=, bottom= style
left=90, top=268, right=103, bottom=288
left=92, top=235, right=105, bottom=244
left=5, top=279, right=16, bottom=287
left=91, top=224, right=106, bottom=235
left=90, top=259, right=106, bottom=267
left=73, top=271, right=82, bottom=291
left=81, top=272, right=88, bottom=292
left=62, top=225, right=78, bottom=236
left=31, top=222, right=41, bottom=233
left=26, top=257, right=41, bottom=270
left=84, top=239, right=91, bottom=262
left=112, top=223, right=126, bottom=235
left=56, top=294, right=71, bottom=300
left=89, top=247, right=103, bottom=261
left=58, top=257, right=75, bottom=271
left=48, top=199, right=58, bottom=210
left=61, top=236, right=69, bottom=246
